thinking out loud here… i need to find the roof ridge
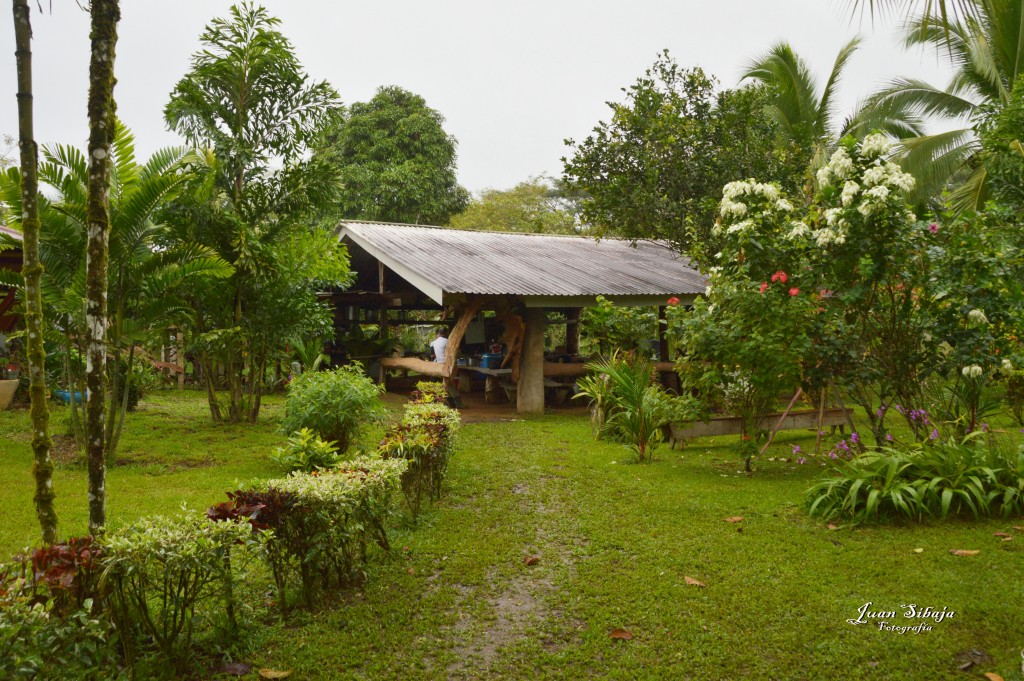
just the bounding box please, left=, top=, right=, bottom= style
left=337, top=219, right=675, bottom=245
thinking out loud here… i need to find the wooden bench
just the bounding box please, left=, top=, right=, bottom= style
left=667, top=408, right=853, bottom=450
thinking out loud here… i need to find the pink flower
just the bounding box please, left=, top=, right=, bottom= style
left=667, top=297, right=680, bottom=306
left=771, top=270, right=788, bottom=284
left=788, top=287, right=799, bottom=297
left=759, top=282, right=769, bottom=294
left=928, top=223, right=938, bottom=234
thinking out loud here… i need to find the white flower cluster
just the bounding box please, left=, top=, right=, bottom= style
left=859, top=133, right=891, bottom=159
left=786, top=221, right=811, bottom=240
left=967, top=309, right=989, bottom=326
left=719, top=179, right=786, bottom=224
left=816, top=147, right=855, bottom=187
left=961, top=364, right=983, bottom=379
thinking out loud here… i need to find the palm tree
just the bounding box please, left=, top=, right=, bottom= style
left=863, top=0, right=1023, bottom=211
left=0, top=121, right=232, bottom=456
left=742, top=39, right=922, bottom=178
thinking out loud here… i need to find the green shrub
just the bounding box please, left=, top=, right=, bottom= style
left=575, top=352, right=684, bottom=462
left=101, top=513, right=256, bottom=670
left=806, top=435, right=1024, bottom=524
left=212, top=457, right=406, bottom=610
left=271, top=428, right=342, bottom=473
left=0, top=558, right=121, bottom=680
left=380, top=401, right=460, bottom=518
left=412, top=380, right=449, bottom=405
left=280, top=366, right=385, bottom=453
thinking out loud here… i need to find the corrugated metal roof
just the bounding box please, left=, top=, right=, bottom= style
left=0, top=224, right=22, bottom=242
left=337, top=221, right=706, bottom=299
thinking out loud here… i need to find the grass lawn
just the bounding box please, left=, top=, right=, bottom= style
left=1, top=391, right=1022, bottom=679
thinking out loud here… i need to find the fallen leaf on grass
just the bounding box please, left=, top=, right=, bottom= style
left=684, top=576, right=707, bottom=587
left=523, top=555, right=541, bottom=566
left=982, top=673, right=1004, bottom=681
left=221, top=662, right=253, bottom=676
left=1012, top=525, right=1023, bottom=531
left=608, top=628, right=634, bottom=640
left=259, top=671, right=292, bottom=679
left=994, top=532, right=1011, bottom=538
left=913, top=548, right=924, bottom=553
left=1001, top=536, right=1013, bottom=542
left=949, top=549, right=980, bottom=556
left=827, top=523, right=838, bottom=530
left=724, top=516, right=744, bottom=523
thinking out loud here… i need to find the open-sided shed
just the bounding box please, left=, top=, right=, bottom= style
left=334, top=221, right=706, bottom=413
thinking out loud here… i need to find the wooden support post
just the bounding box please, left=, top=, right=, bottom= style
left=517, top=307, right=546, bottom=414
left=759, top=388, right=803, bottom=456
left=814, top=387, right=827, bottom=454
left=565, top=308, right=581, bottom=355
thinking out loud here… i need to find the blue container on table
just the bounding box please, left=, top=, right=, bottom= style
left=54, top=390, right=84, bottom=404
left=480, top=353, right=504, bottom=369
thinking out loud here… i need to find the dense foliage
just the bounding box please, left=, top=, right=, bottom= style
left=320, top=85, right=469, bottom=225
left=449, top=177, right=579, bottom=234
left=164, top=3, right=350, bottom=424
left=279, top=365, right=386, bottom=454
left=563, top=51, right=803, bottom=260
left=806, top=435, right=1024, bottom=523
left=379, top=392, right=461, bottom=517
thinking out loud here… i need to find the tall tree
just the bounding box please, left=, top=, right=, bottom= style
left=165, top=2, right=345, bottom=423
left=85, top=0, right=119, bottom=536
left=322, top=85, right=469, bottom=225
left=12, top=0, right=57, bottom=544
left=450, top=177, right=578, bottom=234
left=563, top=52, right=803, bottom=261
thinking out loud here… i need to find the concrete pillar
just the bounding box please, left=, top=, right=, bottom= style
left=517, top=307, right=546, bottom=414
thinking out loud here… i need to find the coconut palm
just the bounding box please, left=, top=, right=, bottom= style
left=863, top=0, right=1023, bottom=211
left=0, top=121, right=232, bottom=455
left=742, top=38, right=922, bottom=178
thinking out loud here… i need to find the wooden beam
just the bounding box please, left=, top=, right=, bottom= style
left=668, top=408, right=852, bottom=448
left=381, top=356, right=449, bottom=378
left=517, top=307, right=546, bottom=414
left=442, top=297, right=484, bottom=380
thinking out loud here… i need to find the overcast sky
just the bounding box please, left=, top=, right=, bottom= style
left=0, top=0, right=953, bottom=193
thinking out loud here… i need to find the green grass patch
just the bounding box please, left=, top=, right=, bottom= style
left=1, top=392, right=1022, bottom=679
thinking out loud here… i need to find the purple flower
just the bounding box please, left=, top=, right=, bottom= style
left=981, top=423, right=989, bottom=432
left=829, top=451, right=838, bottom=460
left=792, top=445, right=802, bottom=455
left=894, top=404, right=905, bottom=415
left=885, top=434, right=894, bottom=442
left=850, top=432, right=860, bottom=444
left=797, top=457, right=807, bottom=464
left=875, top=406, right=887, bottom=418
left=930, top=429, right=939, bottom=440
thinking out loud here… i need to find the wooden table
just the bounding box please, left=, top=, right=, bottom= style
left=456, top=365, right=512, bottom=403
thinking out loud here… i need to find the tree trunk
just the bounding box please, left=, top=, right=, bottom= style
left=84, top=0, right=120, bottom=536
left=202, top=356, right=223, bottom=422
left=13, top=0, right=58, bottom=544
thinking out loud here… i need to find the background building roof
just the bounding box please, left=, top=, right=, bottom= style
left=337, top=221, right=706, bottom=307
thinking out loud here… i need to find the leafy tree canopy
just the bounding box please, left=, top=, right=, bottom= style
left=320, top=85, right=469, bottom=225
left=562, top=51, right=804, bottom=263
left=449, top=176, right=578, bottom=234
